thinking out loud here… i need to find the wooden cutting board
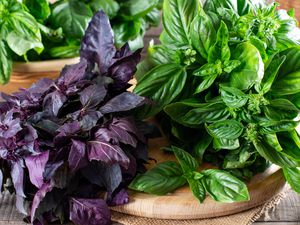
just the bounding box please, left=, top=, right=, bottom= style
left=112, top=137, right=286, bottom=220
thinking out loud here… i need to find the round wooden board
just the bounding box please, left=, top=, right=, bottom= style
left=112, top=137, right=286, bottom=220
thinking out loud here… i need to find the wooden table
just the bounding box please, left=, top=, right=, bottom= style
left=255, top=188, right=300, bottom=225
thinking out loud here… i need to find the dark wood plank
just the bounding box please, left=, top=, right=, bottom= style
left=257, top=189, right=300, bottom=222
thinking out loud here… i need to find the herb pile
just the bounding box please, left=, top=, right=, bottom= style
left=0, top=10, right=151, bottom=225
left=0, top=0, right=162, bottom=84
left=131, top=0, right=300, bottom=203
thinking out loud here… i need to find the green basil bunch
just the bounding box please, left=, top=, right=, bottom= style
left=132, top=0, right=300, bottom=202
left=0, top=0, right=162, bottom=84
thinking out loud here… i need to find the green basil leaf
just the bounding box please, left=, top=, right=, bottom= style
left=145, top=8, right=161, bottom=26
left=171, top=146, right=199, bottom=173
left=248, top=36, right=268, bottom=63
left=230, top=42, right=264, bottom=91
left=7, top=31, right=43, bottom=56
left=193, top=132, right=213, bottom=162
left=120, top=0, right=158, bottom=19
left=48, top=45, right=79, bottom=59
left=213, top=138, right=240, bottom=150
left=134, top=64, right=187, bottom=118
left=263, top=133, right=283, bottom=152
left=188, top=178, right=206, bottom=203
left=24, top=0, right=50, bottom=22
left=253, top=140, right=299, bottom=168
left=163, top=0, right=200, bottom=48
left=264, top=99, right=299, bottom=121
left=278, top=133, right=300, bottom=162
left=88, top=0, right=119, bottom=18
left=172, top=102, right=230, bottom=126
left=260, top=55, right=286, bottom=94
left=223, top=145, right=256, bottom=169
left=129, top=161, right=186, bottom=195
left=203, top=0, right=252, bottom=16
left=50, top=0, right=93, bottom=39
left=193, top=62, right=221, bottom=77
left=202, top=169, right=249, bottom=203
left=206, top=120, right=244, bottom=140
left=0, top=41, right=12, bottom=84
left=259, top=120, right=299, bottom=134
left=190, top=7, right=216, bottom=59
left=223, top=60, right=241, bottom=73
left=283, top=167, right=300, bottom=194
left=194, top=74, right=218, bottom=94
left=208, top=21, right=230, bottom=63
left=220, top=85, right=248, bottom=109
left=271, top=47, right=300, bottom=95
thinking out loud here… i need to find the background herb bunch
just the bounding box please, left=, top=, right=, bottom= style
left=0, top=10, right=152, bottom=225
left=0, top=0, right=162, bottom=84
left=131, top=0, right=300, bottom=203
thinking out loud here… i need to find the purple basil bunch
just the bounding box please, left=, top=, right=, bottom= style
left=0, top=11, right=150, bottom=225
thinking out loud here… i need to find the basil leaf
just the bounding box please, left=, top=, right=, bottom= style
left=264, top=99, right=299, bottom=121
left=129, top=161, right=186, bottom=195
left=88, top=0, right=119, bottom=18
left=0, top=41, right=12, bottom=84
left=135, top=64, right=187, bottom=118
left=230, top=42, right=264, bottom=91
left=194, top=74, right=218, bottom=94
left=223, top=145, right=256, bottom=169
left=271, top=47, right=300, bottom=95
left=50, top=0, right=93, bottom=39
left=206, top=120, right=244, bottom=140
left=259, top=121, right=299, bottom=134
left=193, top=132, right=213, bottom=162
left=171, top=146, right=199, bottom=173
left=278, top=133, right=300, bottom=162
left=162, top=0, right=200, bottom=48
left=283, top=167, right=300, bottom=194
left=190, top=8, right=216, bottom=59
left=213, top=138, right=240, bottom=150
left=208, top=21, right=230, bottom=63
left=263, top=133, right=282, bottom=152
left=260, top=55, right=286, bottom=94
left=188, top=179, right=206, bottom=203
left=253, top=140, right=299, bottom=168
left=165, top=102, right=230, bottom=127
left=24, top=0, right=50, bottom=22
left=220, top=85, right=248, bottom=109
left=120, top=0, right=159, bottom=19
left=202, top=169, right=249, bottom=203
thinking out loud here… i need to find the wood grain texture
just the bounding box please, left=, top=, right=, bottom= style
left=112, top=137, right=287, bottom=220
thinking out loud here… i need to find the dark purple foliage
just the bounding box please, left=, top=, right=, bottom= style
left=0, top=10, right=151, bottom=225
left=69, top=198, right=111, bottom=225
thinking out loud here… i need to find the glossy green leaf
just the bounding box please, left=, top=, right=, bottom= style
left=188, top=178, right=206, bottom=203
left=206, top=120, right=244, bottom=140
left=220, top=85, right=248, bottom=109
left=24, top=0, right=50, bottom=21
left=171, top=146, right=199, bottom=173
left=193, top=132, right=213, bottom=162
left=283, top=167, right=300, bottom=194
left=194, top=74, right=218, bottom=94
left=264, top=99, right=299, bottom=121
left=88, top=0, right=119, bottom=18
left=163, top=0, right=200, bottom=48
left=230, top=42, right=264, bottom=91
left=263, top=133, right=283, bottom=152
left=208, top=21, right=231, bottom=63
left=134, top=64, right=187, bottom=118
left=120, top=0, right=159, bottom=19
left=190, top=8, right=216, bottom=59
left=213, top=138, right=240, bottom=150
left=0, top=41, right=12, bottom=84
left=202, top=169, right=250, bottom=203
left=259, top=121, right=299, bottom=134
left=129, top=161, right=186, bottom=195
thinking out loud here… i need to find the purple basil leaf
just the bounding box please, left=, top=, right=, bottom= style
left=80, top=10, right=116, bottom=74
left=43, top=90, right=67, bottom=116
left=68, top=140, right=87, bottom=173
left=108, top=49, right=141, bottom=90
left=43, top=161, right=64, bottom=180
left=25, top=151, right=49, bottom=188
left=11, top=160, right=25, bottom=198
left=108, top=122, right=137, bottom=147
left=108, top=189, right=129, bottom=206
left=80, top=84, right=107, bottom=108
left=0, top=169, right=2, bottom=189
left=80, top=111, right=103, bottom=130
left=0, top=101, right=13, bottom=114
left=57, top=59, right=88, bottom=86
left=30, top=182, right=54, bottom=222
left=17, top=125, right=38, bottom=153
left=69, top=198, right=111, bottom=225
left=100, top=93, right=145, bottom=114
left=87, top=140, right=129, bottom=169
left=94, top=128, right=117, bottom=143
left=114, top=43, right=131, bottom=59
left=122, top=153, right=137, bottom=178
left=28, top=78, right=54, bottom=96
left=57, top=121, right=81, bottom=135
left=16, top=194, right=28, bottom=215
left=81, top=161, right=122, bottom=193
left=0, top=110, right=22, bottom=139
